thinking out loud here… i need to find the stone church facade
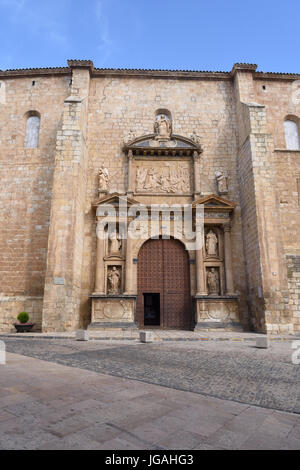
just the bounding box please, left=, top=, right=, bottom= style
left=1, top=60, right=300, bottom=334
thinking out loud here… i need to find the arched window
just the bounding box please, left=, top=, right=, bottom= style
left=284, top=119, right=300, bottom=150
left=24, top=112, right=40, bottom=148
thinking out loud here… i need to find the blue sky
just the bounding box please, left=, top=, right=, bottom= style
left=0, top=0, right=299, bottom=73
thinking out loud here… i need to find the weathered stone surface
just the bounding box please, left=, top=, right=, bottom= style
left=75, top=330, right=89, bottom=341
left=140, top=331, right=152, bottom=343
left=0, top=60, right=299, bottom=333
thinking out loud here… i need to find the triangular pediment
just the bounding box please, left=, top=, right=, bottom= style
left=124, top=133, right=202, bottom=155
left=93, top=192, right=141, bottom=208
left=193, top=194, right=236, bottom=211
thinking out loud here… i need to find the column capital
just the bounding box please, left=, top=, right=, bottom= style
left=193, top=150, right=201, bottom=161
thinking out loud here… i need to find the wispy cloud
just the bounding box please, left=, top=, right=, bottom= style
left=95, top=0, right=113, bottom=65
left=0, top=0, right=68, bottom=51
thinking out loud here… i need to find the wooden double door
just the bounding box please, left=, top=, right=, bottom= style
left=137, top=238, right=191, bottom=329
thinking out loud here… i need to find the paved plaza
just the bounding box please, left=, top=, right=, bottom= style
left=0, top=334, right=299, bottom=449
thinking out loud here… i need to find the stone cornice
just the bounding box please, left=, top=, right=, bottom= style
left=1, top=60, right=300, bottom=82
left=0, top=67, right=70, bottom=79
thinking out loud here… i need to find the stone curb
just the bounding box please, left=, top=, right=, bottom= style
left=0, top=333, right=299, bottom=342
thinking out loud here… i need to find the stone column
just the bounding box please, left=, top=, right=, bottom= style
left=195, top=225, right=207, bottom=295
left=224, top=223, right=234, bottom=295
left=124, top=235, right=133, bottom=294
left=193, top=151, right=201, bottom=199
left=94, top=220, right=105, bottom=293
left=127, top=150, right=134, bottom=196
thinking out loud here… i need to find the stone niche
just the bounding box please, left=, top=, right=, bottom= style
left=89, top=296, right=137, bottom=330
left=192, top=195, right=241, bottom=331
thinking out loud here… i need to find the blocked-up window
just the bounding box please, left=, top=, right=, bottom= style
left=24, top=114, right=40, bottom=148
left=284, top=120, right=300, bottom=150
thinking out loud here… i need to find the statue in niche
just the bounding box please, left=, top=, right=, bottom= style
left=124, top=129, right=136, bottom=145
left=206, top=230, right=218, bottom=256
left=215, top=170, right=228, bottom=194
left=207, top=268, right=220, bottom=295
left=98, top=165, right=109, bottom=194
left=154, top=115, right=171, bottom=138
left=107, top=266, right=120, bottom=294
left=109, top=230, right=121, bottom=254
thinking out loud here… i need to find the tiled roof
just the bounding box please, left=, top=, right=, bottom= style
left=0, top=61, right=299, bottom=80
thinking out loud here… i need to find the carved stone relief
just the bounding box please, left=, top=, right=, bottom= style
left=135, top=162, right=191, bottom=193
left=207, top=302, right=238, bottom=321
left=93, top=299, right=134, bottom=321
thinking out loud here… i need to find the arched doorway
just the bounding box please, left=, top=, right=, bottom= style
left=137, top=237, right=191, bottom=329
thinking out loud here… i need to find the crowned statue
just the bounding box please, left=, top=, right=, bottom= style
left=154, top=115, right=171, bottom=139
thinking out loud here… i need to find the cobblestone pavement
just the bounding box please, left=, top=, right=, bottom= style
left=1, top=336, right=300, bottom=414
left=0, top=352, right=300, bottom=450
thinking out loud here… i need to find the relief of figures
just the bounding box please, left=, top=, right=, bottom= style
left=136, top=165, right=190, bottom=193
left=206, top=230, right=218, bottom=257
left=207, top=268, right=220, bottom=295
left=107, top=266, right=121, bottom=294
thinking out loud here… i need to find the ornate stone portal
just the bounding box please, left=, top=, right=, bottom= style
left=90, top=115, right=240, bottom=332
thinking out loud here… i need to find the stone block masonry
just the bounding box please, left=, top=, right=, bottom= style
left=0, top=60, right=299, bottom=333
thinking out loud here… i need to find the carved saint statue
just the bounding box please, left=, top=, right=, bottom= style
left=207, top=268, right=220, bottom=295
left=206, top=230, right=218, bottom=256
left=98, top=165, right=109, bottom=193
left=124, top=129, right=135, bottom=145
left=215, top=170, right=228, bottom=194
left=190, top=131, right=201, bottom=146
left=107, top=266, right=120, bottom=294
left=109, top=230, right=121, bottom=254
left=154, top=115, right=171, bottom=138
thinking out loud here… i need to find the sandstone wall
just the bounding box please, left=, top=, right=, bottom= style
left=1, top=62, right=300, bottom=333
left=0, top=74, right=70, bottom=331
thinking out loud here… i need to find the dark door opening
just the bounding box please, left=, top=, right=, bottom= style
left=144, top=293, right=160, bottom=326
